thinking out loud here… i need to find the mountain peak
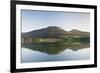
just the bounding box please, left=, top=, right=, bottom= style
left=70, top=29, right=81, bottom=32
left=46, top=26, right=64, bottom=31
left=22, top=26, right=90, bottom=38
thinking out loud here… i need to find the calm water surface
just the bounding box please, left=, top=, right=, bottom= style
left=21, top=43, right=90, bottom=63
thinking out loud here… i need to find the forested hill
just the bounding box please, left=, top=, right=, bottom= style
left=22, top=26, right=90, bottom=38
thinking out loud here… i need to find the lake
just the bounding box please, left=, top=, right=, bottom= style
left=21, top=43, right=90, bottom=63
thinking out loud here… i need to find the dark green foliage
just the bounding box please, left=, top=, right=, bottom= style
left=22, top=42, right=90, bottom=55
left=79, top=37, right=90, bottom=43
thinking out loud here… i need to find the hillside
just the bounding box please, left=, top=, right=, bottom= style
left=22, top=26, right=90, bottom=38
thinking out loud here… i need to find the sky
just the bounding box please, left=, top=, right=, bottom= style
left=21, top=10, right=90, bottom=33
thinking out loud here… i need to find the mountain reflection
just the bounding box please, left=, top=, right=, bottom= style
left=22, top=42, right=90, bottom=55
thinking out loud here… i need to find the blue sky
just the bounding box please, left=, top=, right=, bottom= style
left=21, top=10, right=90, bottom=32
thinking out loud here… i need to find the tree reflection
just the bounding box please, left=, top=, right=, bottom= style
left=22, top=42, right=90, bottom=55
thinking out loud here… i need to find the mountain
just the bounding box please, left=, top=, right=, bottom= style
left=22, top=26, right=90, bottom=38
left=68, top=29, right=90, bottom=37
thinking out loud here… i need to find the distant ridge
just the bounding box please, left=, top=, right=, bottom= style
left=22, top=26, right=90, bottom=38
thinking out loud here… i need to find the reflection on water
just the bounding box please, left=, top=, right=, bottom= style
left=21, top=43, right=90, bottom=63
